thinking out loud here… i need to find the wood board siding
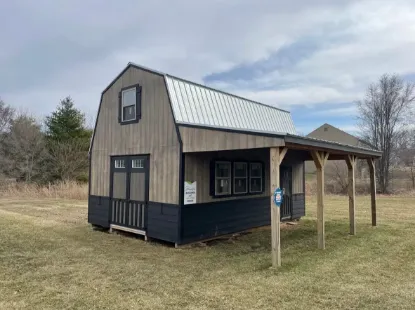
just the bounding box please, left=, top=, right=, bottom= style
left=179, top=126, right=284, bottom=152
left=281, top=150, right=305, bottom=194
left=184, top=149, right=270, bottom=204
left=292, top=162, right=304, bottom=194
left=90, top=66, right=180, bottom=204
left=183, top=148, right=305, bottom=204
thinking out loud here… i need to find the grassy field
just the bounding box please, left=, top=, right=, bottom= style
left=1, top=196, right=415, bottom=309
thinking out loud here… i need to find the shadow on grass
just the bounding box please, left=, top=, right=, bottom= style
left=188, top=219, right=382, bottom=271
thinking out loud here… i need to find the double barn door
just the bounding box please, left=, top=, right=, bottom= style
left=110, top=155, right=149, bottom=231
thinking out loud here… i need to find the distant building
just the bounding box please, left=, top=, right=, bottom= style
left=305, top=123, right=372, bottom=176
left=307, top=123, right=371, bottom=149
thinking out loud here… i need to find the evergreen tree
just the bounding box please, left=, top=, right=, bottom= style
left=45, top=96, right=90, bottom=142
left=44, top=97, right=92, bottom=182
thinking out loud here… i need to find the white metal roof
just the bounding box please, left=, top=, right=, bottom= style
left=164, top=75, right=296, bottom=135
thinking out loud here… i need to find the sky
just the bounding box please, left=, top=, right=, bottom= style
left=1, top=0, right=415, bottom=134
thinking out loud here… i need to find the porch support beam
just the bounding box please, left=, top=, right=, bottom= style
left=367, top=158, right=377, bottom=226
left=310, top=150, right=329, bottom=249
left=270, top=147, right=286, bottom=268
left=345, top=155, right=357, bottom=235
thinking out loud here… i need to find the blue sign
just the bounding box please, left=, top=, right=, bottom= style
left=273, top=188, right=283, bottom=207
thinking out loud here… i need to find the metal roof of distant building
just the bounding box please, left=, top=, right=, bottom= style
left=125, top=62, right=297, bottom=135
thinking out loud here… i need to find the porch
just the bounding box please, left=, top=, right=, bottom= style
left=269, top=134, right=381, bottom=267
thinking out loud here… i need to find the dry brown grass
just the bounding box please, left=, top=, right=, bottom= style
left=1, top=195, right=415, bottom=309
left=0, top=181, right=88, bottom=200
left=305, top=173, right=415, bottom=196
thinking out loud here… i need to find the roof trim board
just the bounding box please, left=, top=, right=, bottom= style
left=177, top=123, right=382, bottom=158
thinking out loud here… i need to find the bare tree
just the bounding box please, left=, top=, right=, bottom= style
left=1, top=114, right=46, bottom=182
left=325, top=161, right=349, bottom=194
left=358, top=74, right=415, bottom=193
left=0, top=98, right=14, bottom=140
left=396, top=129, right=415, bottom=190
left=47, top=139, right=89, bottom=181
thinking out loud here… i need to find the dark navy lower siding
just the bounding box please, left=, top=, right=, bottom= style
left=88, top=197, right=180, bottom=243
left=88, top=194, right=305, bottom=245
left=88, top=195, right=111, bottom=228
left=180, top=197, right=271, bottom=244
left=147, top=202, right=179, bottom=243
left=292, top=193, right=305, bottom=219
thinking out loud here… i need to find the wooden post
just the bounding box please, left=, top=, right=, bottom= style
left=346, top=155, right=357, bottom=235
left=270, top=147, right=287, bottom=267
left=367, top=158, right=377, bottom=226
left=310, top=150, right=329, bottom=249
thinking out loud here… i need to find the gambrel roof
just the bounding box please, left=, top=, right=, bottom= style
left=100, top=62, right=296, bottom=134
left=117, top=62, right=296, bottom=135
left=91, top=63, right=381, bottom=159
left=164, top=75, right=296, bottom=135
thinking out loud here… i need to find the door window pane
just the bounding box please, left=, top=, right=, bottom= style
left=132, top=159, right=144, bottom=168
left=115, top=159, right=125, bottom=168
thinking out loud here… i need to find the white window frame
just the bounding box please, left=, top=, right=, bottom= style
left=132, top=159, right=144, bottom=169
left=115, top=159, right=125, bottom=168
left=233, top=162, right=248, bottom=194
left=215, top=161, right=231, bottom=196
left=249, top=162, right=263, bottom=193
left=121, top=87, right=136, bottom=122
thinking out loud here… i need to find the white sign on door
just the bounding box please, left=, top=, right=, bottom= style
left=184, top=181, right=197, bottom=205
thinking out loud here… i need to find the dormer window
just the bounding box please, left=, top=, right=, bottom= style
left=118, top=84, right=142, bottom=124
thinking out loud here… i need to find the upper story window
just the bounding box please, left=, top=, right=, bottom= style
left=118, top=85, right=142, bottom=124
left=121, top=89, right=136, bottom=121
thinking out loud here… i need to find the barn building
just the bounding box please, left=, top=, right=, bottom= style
left=305, top=123, right=376, bottom=177
left=88, top=63, right=381, bottom=264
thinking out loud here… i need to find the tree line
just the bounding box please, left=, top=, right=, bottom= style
left=0, top=97, right=92, bottom=184
left=1, top=74, right=414, bottom=194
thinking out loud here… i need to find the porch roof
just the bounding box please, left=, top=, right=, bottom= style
left=284, top=134, right=382, bottom=159
left=177, top=123, right=382, bottom=159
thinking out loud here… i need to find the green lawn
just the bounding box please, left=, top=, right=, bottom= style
left=1, top=196, right=415, bottom=309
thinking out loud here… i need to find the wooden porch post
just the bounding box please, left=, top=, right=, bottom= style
left=311, top=150, right=329, bottom=249
left=367, top=158, right=377, bottom=226
left=345, top=155, right=357, bottom=235
left=270, top=147, right=287, bottom=267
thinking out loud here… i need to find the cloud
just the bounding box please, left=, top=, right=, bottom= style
left=0, top=0, right=414, bottom=133
left=310, top=105, right=358, bottom=117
